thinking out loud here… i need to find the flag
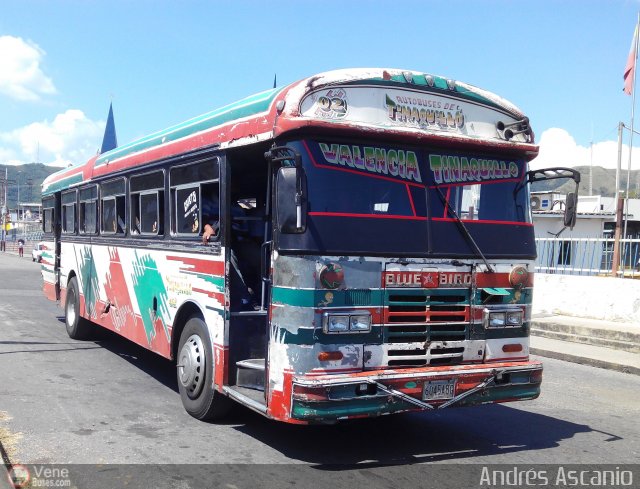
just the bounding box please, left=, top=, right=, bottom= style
left=624, top=24, right=639, bottom=95
left=100, top=102, right=118, bottom=153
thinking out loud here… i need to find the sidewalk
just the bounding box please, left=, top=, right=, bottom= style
left=530, top=313, right=640, bottom=375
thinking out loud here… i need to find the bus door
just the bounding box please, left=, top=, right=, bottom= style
left=226, top=154, right=271, bottom=403
left=54, top=192, right=62, bottom=300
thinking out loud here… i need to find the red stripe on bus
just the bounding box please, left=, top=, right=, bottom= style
left=406, top=184, right=417, bottom=216
left=431, top=217, right=533, bottom=227
left=166, top=256, right=225, bottom=276
left=309, top=211, right=427, bottom=221
left=427, top=177, right=524, bottom=189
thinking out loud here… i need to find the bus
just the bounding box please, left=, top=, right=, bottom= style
left=40, top=68, right=580, bottom=424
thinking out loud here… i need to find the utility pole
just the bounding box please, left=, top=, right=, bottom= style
left=589, top=140, right=593, bottom=196
left=612, top=193, right=625, bottom=277
left=1, top=167, right=6, bottom=252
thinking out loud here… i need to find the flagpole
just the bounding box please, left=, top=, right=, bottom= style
left=623, top=13, right=640, bottom=257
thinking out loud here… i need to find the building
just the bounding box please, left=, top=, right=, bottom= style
left=531, top=192, right=640, bottom=275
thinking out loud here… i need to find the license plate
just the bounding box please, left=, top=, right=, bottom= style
left=423, top=379, right=456, bottom=401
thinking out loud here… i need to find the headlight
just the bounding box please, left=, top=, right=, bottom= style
left=350, top=315, right=371, bottom=332
left=506, top=310, right=523, bottom=327
left=323, top=312, right=372, bottom=333
left=489, top=312, right=506, bottom=328
left=484, top=308, right=523, bottom=329
left=326, top=315, right=349, bottom=333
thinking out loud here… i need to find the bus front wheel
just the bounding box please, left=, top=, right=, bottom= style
left=64, top=277, right=91, bottom=340
left=176, top=317, right=232, bottom=420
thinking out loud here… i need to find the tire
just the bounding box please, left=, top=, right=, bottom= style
left=64, top=277, right=92, bottom=340
left=176, top=316, right=232, bottom=420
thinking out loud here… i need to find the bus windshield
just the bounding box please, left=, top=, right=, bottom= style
left=277, top=139, right=535, bottom=258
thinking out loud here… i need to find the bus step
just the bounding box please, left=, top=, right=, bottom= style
left=236, top=358, right=265, bottom=391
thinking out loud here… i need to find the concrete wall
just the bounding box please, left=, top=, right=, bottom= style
left=533, top=273, right=640, bottom=324
left=533, top=215, right=606, bottom=238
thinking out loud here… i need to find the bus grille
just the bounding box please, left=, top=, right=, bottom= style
left=383, top=289, right=470, bottom=367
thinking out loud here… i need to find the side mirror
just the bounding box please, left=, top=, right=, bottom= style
left=564, top=192, right=577, bottom=229
left=275, top=166, right=307, bottom=233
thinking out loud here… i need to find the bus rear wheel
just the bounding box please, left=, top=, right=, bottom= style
left=176, top=317, right=232, bottom=420
left=65, top=277, right=91, bottom=340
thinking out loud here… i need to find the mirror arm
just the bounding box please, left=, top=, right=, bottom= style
left=525, top=167, right=581, bottom=186
left=265, top=145, right=302, bottom=168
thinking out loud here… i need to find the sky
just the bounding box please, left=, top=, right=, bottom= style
left=1, top=0, right=639, bottom=173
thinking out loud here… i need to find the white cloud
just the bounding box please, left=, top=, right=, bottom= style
left=0, top=110, right=104, bottom=167
left=0, top=35, right=56, bottom=101
left=532, top=127, right=640, bottom=172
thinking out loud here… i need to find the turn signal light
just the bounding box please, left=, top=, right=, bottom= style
left=318, top=351, right=343, bottom=362
left=502, top=343, right=523, bottom=353
left=530, top=369, right=543, bottom=383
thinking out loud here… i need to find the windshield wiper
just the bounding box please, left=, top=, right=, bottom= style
left=433, top=186, right=495, bottom=273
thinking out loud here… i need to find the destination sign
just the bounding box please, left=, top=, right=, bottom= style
left=429, top=154, right=519, bottom=185
left=299, top=85, right=528, bottom=142
left=319, top=142, right=422, bottom=183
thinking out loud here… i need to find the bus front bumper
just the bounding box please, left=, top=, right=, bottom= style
left=290, top=361, right=542, bottom=422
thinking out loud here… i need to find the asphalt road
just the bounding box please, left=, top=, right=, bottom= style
left=0, top=252, right=638, bottom=474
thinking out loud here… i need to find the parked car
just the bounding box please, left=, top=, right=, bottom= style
left=32, top=242, right=45, bottom=262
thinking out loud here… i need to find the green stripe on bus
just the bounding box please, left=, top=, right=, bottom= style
left=272, top=287, right=384, bottom=308
left=42, top=172, right=84, bottom=195
left=357, top=76, right=503, bottom=111
left=189, top=273, right=224, bottom=290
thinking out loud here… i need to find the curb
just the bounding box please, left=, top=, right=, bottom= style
left=530, top=319, right=640, bottom=345
left=531, top=328, right=639, bottom=353
left=0, top=440, right=12, bottom=489
left=531, top=347, right=640, bottom=376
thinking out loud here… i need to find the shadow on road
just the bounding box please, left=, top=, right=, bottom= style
left=230, top=404, right=595, bottom=466
left=68, top=325, right=601, bottom=467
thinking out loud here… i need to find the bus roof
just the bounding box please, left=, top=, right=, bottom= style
left=42, top=68, right=537, bottom=195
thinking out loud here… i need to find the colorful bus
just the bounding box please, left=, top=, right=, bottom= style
left=40, top=68, right=579, bottom=424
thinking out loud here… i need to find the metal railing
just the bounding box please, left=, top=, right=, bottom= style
left=4, top=222, right=42, bottom=240
left=535, top=237, right=640, bottom=277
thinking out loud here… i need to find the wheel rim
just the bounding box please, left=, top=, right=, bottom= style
left=66, top=287, right=76, bottom=327
left=178, top=334, right=206, bottom=399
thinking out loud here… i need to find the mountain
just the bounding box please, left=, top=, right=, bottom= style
left=531, top=165, right=638, bottom=197
left=0, top=163, right=61, bottom=209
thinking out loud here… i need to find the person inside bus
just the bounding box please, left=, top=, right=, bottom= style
left=199, top=183, right=219, bottom=242
left=201, top=198, right=259, bottom=310
left=132, top=216, right=141, bottom=235
left=202, top=221, right=218, bottom=243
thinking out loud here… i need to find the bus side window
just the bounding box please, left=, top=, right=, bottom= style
left=102, top=198, right=117, bottom=233
left=61, top=190, right=77, bottom=234
left=130, top=171, right=164, bottom=236
left=42, top=196, right=55, bottom=233
left=141, top=192, right=162, bottom=234
left=169, top=159, right=219, bottom=238
left=43, top=208, right=54, bottom=233
left=131, top=195, right=141, bottom=234
left=100, top=177, right=126, bottom=235
left=79, top=186, right=98, bottom=235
